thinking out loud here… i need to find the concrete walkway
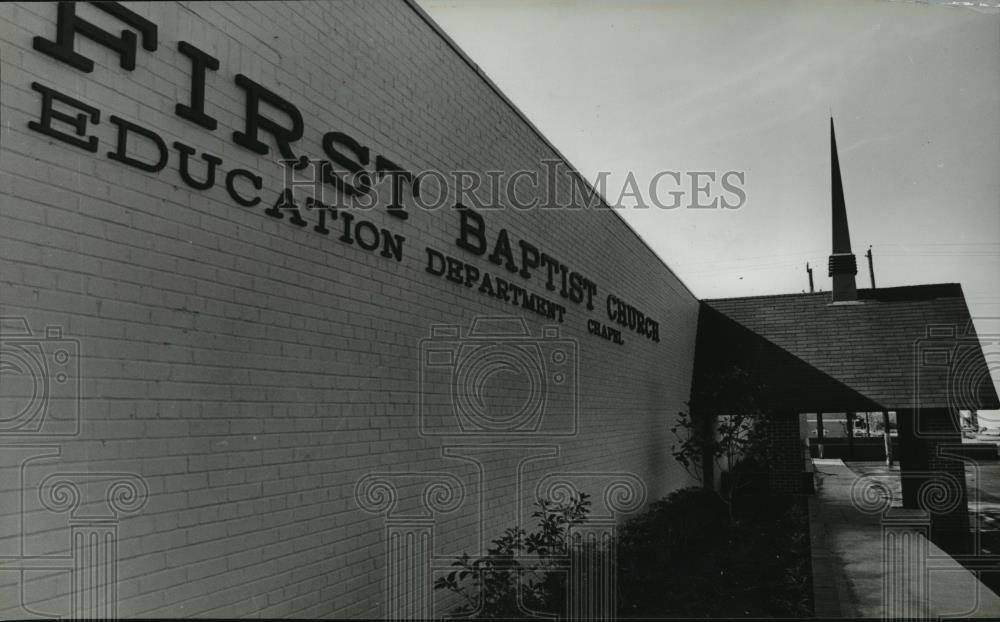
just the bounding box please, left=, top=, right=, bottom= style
left=810, top=459, right=1000, bottom=618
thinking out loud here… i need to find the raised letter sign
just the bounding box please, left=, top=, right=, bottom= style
left=176, top=41, right=219, bottom=130
left=33, top=2, right=157, bottom=73
left=232, top=74, right=304, bottom=161
left=28, top=82, right=99, bottom=152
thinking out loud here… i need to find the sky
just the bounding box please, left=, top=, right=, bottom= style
left=419, top=0, right=1000, bottom=402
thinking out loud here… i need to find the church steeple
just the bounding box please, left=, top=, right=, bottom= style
left=828, top=118, right=858, bottom=302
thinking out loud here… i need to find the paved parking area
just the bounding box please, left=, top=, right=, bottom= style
left=847, top=461, right=1000, bottom=553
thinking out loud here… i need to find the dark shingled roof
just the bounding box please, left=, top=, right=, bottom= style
left=691, top=283, right=999, bottom=413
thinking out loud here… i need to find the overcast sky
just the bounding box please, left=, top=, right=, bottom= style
left=420, top=0, right=1000, bottom=404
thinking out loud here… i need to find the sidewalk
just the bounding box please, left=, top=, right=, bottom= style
left=809, top=459, right=1000, bottom=618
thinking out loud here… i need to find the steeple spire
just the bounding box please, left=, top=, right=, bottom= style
left=828, top=118, right=858, bottom=302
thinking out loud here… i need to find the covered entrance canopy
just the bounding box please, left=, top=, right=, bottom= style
left=691, top=282, right=999, bottom=553
left=693, top=282, right=997, bottom=414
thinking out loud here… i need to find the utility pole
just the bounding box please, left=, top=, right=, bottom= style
left=806, top=262, right=814, bottom=293
left=866, top=245, right=876, bottom=289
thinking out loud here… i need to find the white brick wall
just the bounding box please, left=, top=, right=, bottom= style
left=0, top=1, right=699, bottom=617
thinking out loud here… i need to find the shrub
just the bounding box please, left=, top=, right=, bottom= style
left=617, top=487, right=730, bottom=617
left=434, top=491, right=591, bottom=618
left=672, top=408, right=769, bottom=520
left=617, top=487, right=813, bottom=618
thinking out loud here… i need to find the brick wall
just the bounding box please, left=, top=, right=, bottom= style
left=0, top=1, right=700, bottom=617
left=896, top=408, right=971, bottom=555
left=766, top=413, right=806, bottom=495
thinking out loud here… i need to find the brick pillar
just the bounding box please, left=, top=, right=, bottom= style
left=766, top=412, right=805, bottom=495
left=896, top=408, right=971, bottom=555
left=846, top=411, right=855, bottom=459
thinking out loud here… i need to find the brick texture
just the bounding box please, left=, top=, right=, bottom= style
left=896, top=408, right=971, bottom=555
left=0, top=1, right=699, bottom=617
left=765, top=413, right=807, bottom=495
